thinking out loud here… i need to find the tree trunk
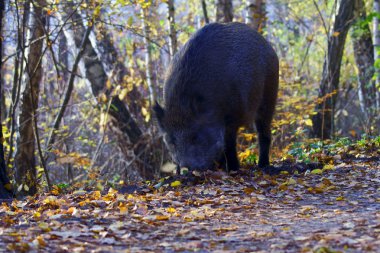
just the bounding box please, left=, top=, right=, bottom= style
left=167, top=0, right=177, bottom=58
left=246, top=0, right=266, bottom=33
left=373, top=0, right=380, bottom=112
left=216, top=0, right=233, bottom=22
left=0, top=0, right=12, bottom=200
left=312, top=0, right=356, bottom=139
left=14, top=0, right=46, bottom=195
left=352, top=0, right=377, bottom=131
left=141, top=7, right=156, bottom=105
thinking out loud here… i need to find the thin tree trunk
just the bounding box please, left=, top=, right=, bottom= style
left=201, top=0, right=210, bottom=24
left=216, top=0, right=233, bottom=22
left=373, top=0, right=380, bottom=112
left=352, top=0, right=376, bottom=132
left=0, top=0, right=12, bottom=200
left=6, top=0, right=29, bottom=167
left=246, top=0, right=266, bottom=32
left=312, top=0, right=356, bottom=139
left=141, top=7, right=156, bottom=105
left=15, top=0, right=46, bottom=195
left=58, top=30, right=70, bottom=83
left=167, top=0, right=177, bottom=58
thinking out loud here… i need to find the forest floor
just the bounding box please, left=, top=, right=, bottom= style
left=0, top=148, right=379, bottom=252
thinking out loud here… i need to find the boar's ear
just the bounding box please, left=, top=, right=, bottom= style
left=153, top=101, right=165, bottom=128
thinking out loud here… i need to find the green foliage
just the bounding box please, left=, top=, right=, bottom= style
left=286, top=135, right=380, bottom=164
left=287, top=141, right=322, bottom=163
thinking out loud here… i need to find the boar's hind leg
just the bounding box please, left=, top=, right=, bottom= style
left=256, top=98, right=276, bottom=167
left=256, top=70, right=278, bottom=168
left=256, top=117, right=271, bottom=168
left=225, top=127, right=239, bottom=171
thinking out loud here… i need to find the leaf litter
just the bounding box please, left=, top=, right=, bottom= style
left=0, top=156, right=379, bottom=252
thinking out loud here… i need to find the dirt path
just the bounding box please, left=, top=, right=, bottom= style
left=0, top=158, right=379, bottom=252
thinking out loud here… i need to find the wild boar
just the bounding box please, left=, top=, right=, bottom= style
left=154, top=22, right=279, bottom=171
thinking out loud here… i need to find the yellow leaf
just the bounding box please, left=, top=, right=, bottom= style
left=108, top=188, right=118, bottom=194
left=141, top=107, right=149, bottom=116
left=33, top=235, right=47, bottom=247
left=323, top=164, right=335, bottom=170
left=243, top=187, right=255, bottom=195
left=311, top=169, right=323, bottom=175
left=166, top=207, right=176, bottom=213
left=238, top=149, right=251, bottom=160
left=305, top=119, right=313, bottom=126
left=118, top=88, right=129, bottom=101
left=38, top=222, right=51, bottom=232
left=336, top=196, right=345, bottom=201
left=93, top=6, right=101, bottom=18
left=184, top=216, right=193, bottom=222
left=156, top=215, right=170, bottom=221
left=333, top=31, right=340, bottom=37
left=92, top=191, right=101, bottom=199
left=287, top=178, right=297, bottom=185
left=119, top=206, right=128, bottom=214
left=170, top=181, right=181, bottom=187
left=67, top=207, right=77, bottom=215
left=279, top=183, right=288, bottom=191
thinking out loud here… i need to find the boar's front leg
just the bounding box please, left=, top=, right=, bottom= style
left=224, top=126, right=239, bottom=171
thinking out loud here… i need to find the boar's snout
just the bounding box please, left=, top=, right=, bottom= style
left=158, top=121, right=225, bottom=170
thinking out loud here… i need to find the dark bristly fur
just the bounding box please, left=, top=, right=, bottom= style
left=154, top=22, right=279, bottom=171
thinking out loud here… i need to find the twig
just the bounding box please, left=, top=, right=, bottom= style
left=89, top=98, right=112, bottom=170
left=313, top=0, right=329, bottom=39
left=298, top=35, right=313, bottom=75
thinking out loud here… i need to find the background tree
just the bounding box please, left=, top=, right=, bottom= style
left=0, top=0, right=12, bottom=199
left=14, top=0, right=47, bottom=195
left=167, top=0, right=178, bottom=58
left=312, top=0, right=357, bottom=139
left=352, top=0, right=378, bottom=133
left=216, top=0, right=233, bottom=22
left=373, top=0, right=380, bottom=111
